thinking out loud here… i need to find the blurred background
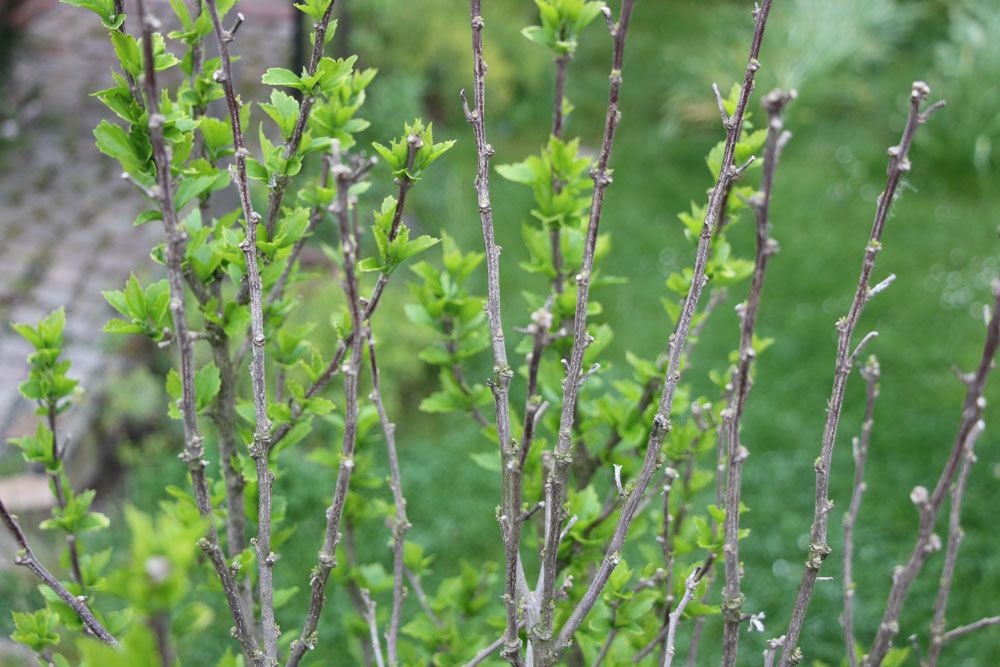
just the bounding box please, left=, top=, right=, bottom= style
left=1, top=0, right=999, bottom=664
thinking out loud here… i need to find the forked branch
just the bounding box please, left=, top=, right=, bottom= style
left=778, top=82, right=943, bottom=667
left=554, top=1, right=775, bottom=655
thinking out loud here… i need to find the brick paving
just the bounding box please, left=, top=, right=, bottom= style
left=0, top=1, right=293, bottom=507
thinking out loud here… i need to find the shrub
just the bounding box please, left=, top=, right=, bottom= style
left=1, top=1, right=997, bottom=666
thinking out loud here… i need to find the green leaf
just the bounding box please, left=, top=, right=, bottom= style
left=194, top=364, right=221, bottom=411
left=11, top=608, right=60, bottom=653
left=261, top=67, right=304, bottom=91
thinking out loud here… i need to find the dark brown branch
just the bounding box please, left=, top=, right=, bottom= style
left=0, top=498, right=117, bottom=646
left=778, top=82, right=943, bottom=667
left=554, top=2, right=774, bottom=655
left=719, top=88, right=793, bottom=667
left=842, top=357, right=881, bottom=667
left=135, top=2, right=259, bottom=662
left=925, top=418, right=985, bottom=666
left=462, top=2, right=521, bottom=662
left=535, top=3, right=637, bottom=660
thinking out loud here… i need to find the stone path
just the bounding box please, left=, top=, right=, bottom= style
left=0, top=0, right=293, bottom=508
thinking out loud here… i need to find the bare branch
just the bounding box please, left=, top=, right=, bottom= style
left=664, top=556, right=714, bottom=667
left=0, top=498, right=117, bottom=646
left=778, top=82, right=944, bottom=667
left=286, top=144, right=368, bottom=667
left=463, top=2, right=521, bottom=662
left=360, top=589, right=386, bottom=667
left=719, top=86, right=793, bottom=667
left=940, top=615, right=1000, bottom=644
left=202, top=0, right=277, bottom=658
left=536, top=2, right=638, bottom=659
left=864, top=283, right=1000, bottom=666
left=925, top=419, right=986, bottom=666
left=842, top=357, right=881, bottom=667
left=368, top=334, right=411, bottom=666
left=556, top=2, right=775, bottom=654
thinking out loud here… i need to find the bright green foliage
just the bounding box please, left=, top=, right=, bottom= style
left=10, top=422, right=58, bottom=472
left=406, top=235, right=491, bottom=409
left=109, top=505, right=208, bottom=612
left=294, top=0, right=333, bottom=21
left=11, top=609, right=61, bottom=654
left=521, top=0, right=606, bottom=55
left=165, top=364, right=220, bottom=418
left=497, top=136, right=593, bottom=228
left=40, top=488, right=111, bottom=535
left=260, top=90, right=301, bottom=140
left=58, top=0, right=124, bottom=29
left=372, top=118, right=456, bottom=180
left=102, top=274, right=172, bottom=341
left=13, top=309, right=78, bottom=408
left=359, top=196, right=439, bottom=275
left=308, top=68, right=377, bottom=150
left=262, top=56, right=357, bottom=96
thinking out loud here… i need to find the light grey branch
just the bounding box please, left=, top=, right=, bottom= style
left=367, top=334, right=411, bottom=666
left=939, top=615, right=1000, bottom=644
left=778, top=82, right=943, bottom=667
left=719, top=87, right=794, bottom=667
left=925, top=419, right=985, bottom=666
left=462, top=2, right=521, bottom=662
left=202, top=0, right=277, bottom=659
left=842, top=357, right=881, bottom=667
left=555, top=2, right=775, bottom=656
left=135, top=2, right=259, bottom=662
left=535, top=3, right=637, bottom=661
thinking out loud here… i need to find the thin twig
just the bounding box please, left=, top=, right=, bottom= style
left=778, top=82, right=943, bottom=667
left=264, top=0, right=340, bottom=237
left=367, top=334, right=411, bottom=666
left=535, top=3, right=637, bottom=660
left=135, top=2, right=259, bottom=662
left=360, top=589, right=387, bottom=667
left=405, top=567, right=443, bottom=628
left=719, top=87, right=793, bottom=667
left=925, top=418, right=985, bottom=666
left=0, top=498, right=117, bottom=646
left=865, top=286, right=1000, bottom=665
left=202, top=0, right=277, bottom=659
left=285, top=143, right=367, bottom=667
left=554, top=3, right=774, bottom=655
left=939, top=616, right=1000, bottom=644
left=842, top=357, right=881, bottom=667
left=663, top=556, right=714, bottom=667
left=45, top=408, right=83, bottom=587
